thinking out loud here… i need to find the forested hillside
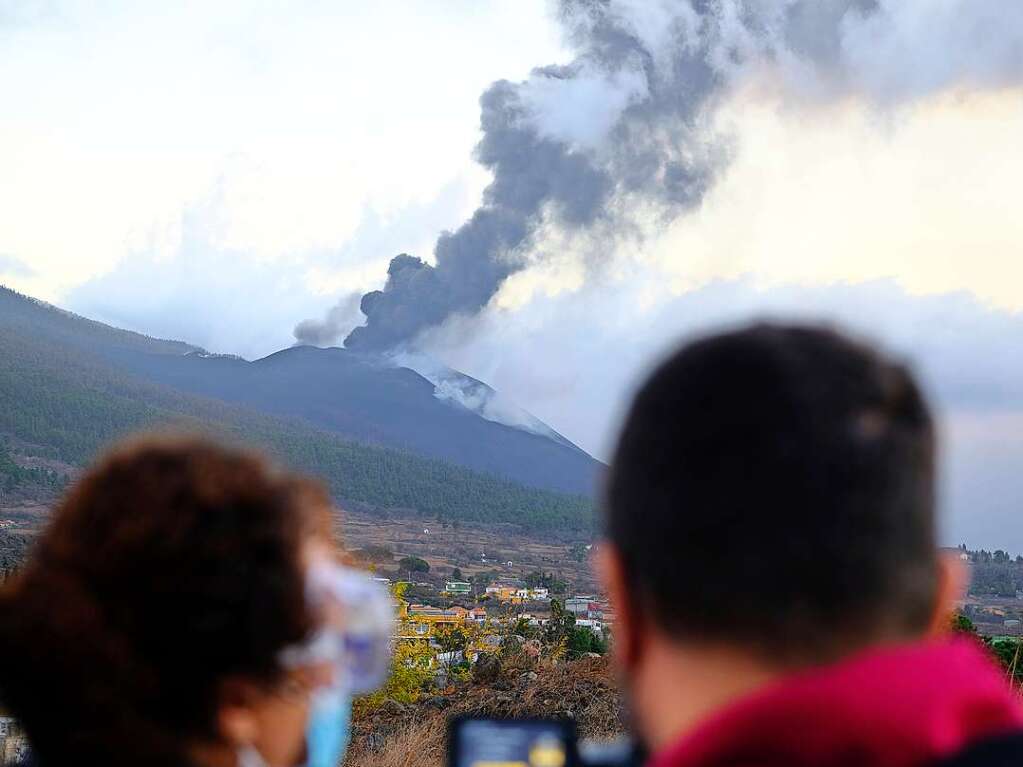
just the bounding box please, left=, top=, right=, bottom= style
left=0, top=289, right=594, bottom=532
left=0, top=285, right=199, bottom=356
left=0, top=443, right=64, bottom=503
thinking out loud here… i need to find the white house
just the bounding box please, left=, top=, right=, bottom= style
left=565, top=596, right=595, bottom=615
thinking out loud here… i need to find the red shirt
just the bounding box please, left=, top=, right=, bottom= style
left=649, top=638, right=1023, bottom=767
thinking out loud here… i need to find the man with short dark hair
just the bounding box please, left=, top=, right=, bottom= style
left=599, top=323, right=1023, bottom=767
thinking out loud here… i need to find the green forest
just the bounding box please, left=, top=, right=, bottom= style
left=0, top=442, right=64, bottom=501
left=960, top=546, right=1023, bottom=598
left=0, top=320, right=594, bottom=533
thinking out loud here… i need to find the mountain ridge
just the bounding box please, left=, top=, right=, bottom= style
left=83, top=310, right=600, bottom=496
left=0, top=285, right=600, bottom=530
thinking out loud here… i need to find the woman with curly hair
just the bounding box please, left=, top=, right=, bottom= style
left=0, top=436, right=391, bottom=767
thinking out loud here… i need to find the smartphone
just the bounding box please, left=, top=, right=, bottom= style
left=448, top=716, right=577, bottom=767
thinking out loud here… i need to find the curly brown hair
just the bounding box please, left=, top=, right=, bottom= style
left=0, top=436, right=334, bottom=767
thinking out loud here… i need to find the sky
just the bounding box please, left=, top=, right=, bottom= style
left=2, top=1, right=1023, bottom=549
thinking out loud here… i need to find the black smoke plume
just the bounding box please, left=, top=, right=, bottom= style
left=308, top=0, right=1023, bottom=352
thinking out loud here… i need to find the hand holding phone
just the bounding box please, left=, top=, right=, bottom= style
left=449, top=717, right=642, bottom=767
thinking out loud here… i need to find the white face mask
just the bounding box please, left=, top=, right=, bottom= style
left=279, top=560, right=394, bottom=692
left=270, top=561, right=394, bottom=767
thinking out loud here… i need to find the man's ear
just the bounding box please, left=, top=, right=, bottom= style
left=595, top=542, right=643, bottom=669
left=927, top=552, right=968, bottom=637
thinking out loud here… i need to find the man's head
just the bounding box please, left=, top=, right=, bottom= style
left=600, top=323, right=957, bottom=747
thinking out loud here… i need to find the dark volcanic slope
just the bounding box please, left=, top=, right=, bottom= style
left=106, top=345, right=601, bottom=496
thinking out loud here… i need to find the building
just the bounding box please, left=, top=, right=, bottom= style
left=468, top=606, right=488, bottom=623
left=574, top=618, right=603, bottom=634
left=404, top=604, right=462, bottom=637
left=399, top=601, right=490, bottom=638
left=566, top=596, right=610, bottom=620
left=443, top=580, right=473, bottom=596
left=486, top=583, right=522, bottom=602
left=565, top=596, right=596, bottom=615
left=518, top=612, right=552, bottom=628
left=940, top=546, right=971, bottom=562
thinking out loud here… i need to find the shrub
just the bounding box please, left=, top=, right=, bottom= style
left=398, top=556, right=430, bottom=574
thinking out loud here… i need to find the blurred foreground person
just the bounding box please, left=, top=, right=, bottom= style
left=0, top=437, right=391, bottom=767
left=600, top=324, right=1023, bottom=767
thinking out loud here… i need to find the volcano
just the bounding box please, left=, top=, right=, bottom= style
left=1, top=286, right=601, bottom=497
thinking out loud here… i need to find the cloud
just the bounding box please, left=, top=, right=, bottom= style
left=0, top=253, right=33, bottom=277
left=66, top=206, right=318, bottom=358
left=0, top=0, right=565, bottom=307
left=942, top=410, right=1023, bottom=553
left=65, top=172, right=476, bottom=359
left=836, top=1, right=1023, bottom=102
left=422, top=276, right=1023, bottom=551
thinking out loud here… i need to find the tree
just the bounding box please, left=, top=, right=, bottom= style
left=398, top=556, right=430, bottom=574
left=451, top=567, right=463, bottom=580
left=364, top=640, right=435, bottom=705
left=951, top=613, right=977, bottom=634
left=473, top=570, right=500, bottom=587
left=510, top=617, right=538, bottom=640
left=566, top=626, right=607, bottom=658
left=569, top=542, right=588, bottom=563
left=988, top=638, right=1023, bottom=686
left=523, top=569, right=568, bottom=595
left=542, top=599, right=576, bottom=648
left=435, top=625, right=469, bottom=654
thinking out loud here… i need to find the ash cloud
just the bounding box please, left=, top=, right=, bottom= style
left=294, top=292, right=363, bottom=348
left=337, top=0, right=1023, bottom=352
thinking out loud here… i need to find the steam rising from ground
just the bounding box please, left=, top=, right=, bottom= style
left=294, top=0, right=1023, bottom=353
left=390, top=351, right=572, bottom=443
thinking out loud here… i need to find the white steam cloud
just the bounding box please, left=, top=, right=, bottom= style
left=390, top=351, right=573, bottom=444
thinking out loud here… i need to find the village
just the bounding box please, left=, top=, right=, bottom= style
left=388, top=574, right=615, bottom=677
left=400, top=580, right=613, bottom=636
left=336, top=509, right=613, bottom=679
left=943, top=546, right=1023, bottom=639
